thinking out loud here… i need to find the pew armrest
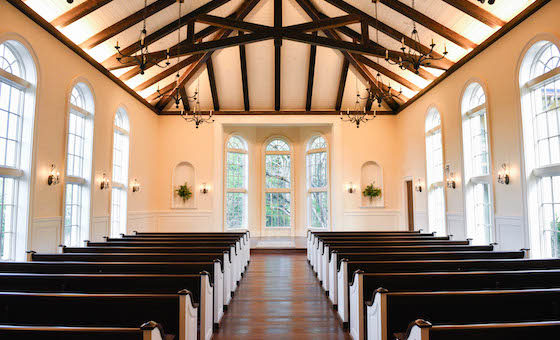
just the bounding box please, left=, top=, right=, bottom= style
left=403, top=320, right=432, bottom=340
left=178, top=290, right=198, bottom=340
left=366, top=288, right=388, bottom=340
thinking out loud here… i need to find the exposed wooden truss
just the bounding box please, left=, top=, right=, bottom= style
left=11, top=0, right=548, bottom=116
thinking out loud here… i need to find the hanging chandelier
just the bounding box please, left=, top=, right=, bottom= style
left=384, top=0, right=448, bottom=74
left=180, top=78, right=214, bottom=128
left=114, top=0, right=171, bottom=75
left=340, top=78, right=377, bottom=128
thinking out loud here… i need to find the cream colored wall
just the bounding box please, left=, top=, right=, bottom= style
left=396, top=1, right=560, bottom=249
left=0, top=2, right=160, bottom=253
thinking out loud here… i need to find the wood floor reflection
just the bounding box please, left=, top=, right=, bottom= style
left=212, top=253, right=351, bottom=340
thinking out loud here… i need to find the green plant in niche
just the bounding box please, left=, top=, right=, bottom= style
left=176, top=182, right=193, bottom=202
left=363, top=183, right=382, bottom=200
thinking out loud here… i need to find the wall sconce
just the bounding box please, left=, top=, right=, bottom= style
left=131, top=179, right=141, bottom=193
left=415, top=178, right=423, bottom=192
left=200, top=183, right=209, bottom=194
left=346, top=182, right=356, bottom=194
left=497, top=163, right=510, bottom=185
left=100, top=173, right=110, bottom=190
left=47, top=164, right=60, bottom=186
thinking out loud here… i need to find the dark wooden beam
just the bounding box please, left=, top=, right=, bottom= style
left=442, top=0, right=506, bottom=28
left=377, top=0, right=477, bottom=50
left=354, top=54, right=421, bottom=92
left=284, top=15, right=360, bottom=33
left=335, top=58, right=349, bottom=111
left=187, top=22, right=195, bottom=44
left=274, top=0, right=282, bottom=111
left=178, top=86, right=190, bottom=111
left=80, top=0, right=176, bottom=50
left=197, top=14, right=272, bottom=32
left=5, top=0, right=160, bottom=115
left=102, top=0, right=229, bottom=69
left=396, top=0, right=551, bottom=113
left=360, top=20, right=369, bottom=46
left=51, top=0, right=113, bottom=27
left=238, top=32, right=250, bottom=111
left=305, top=32, right=317, bottom=111
left=206, top=57, right=220, bottom=111
left=160, top=110, right=394, bottom=115
left=134, top=54, right=202, bottom=92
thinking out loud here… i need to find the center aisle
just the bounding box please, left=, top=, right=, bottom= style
left=212, top=253, right=352, bottom=340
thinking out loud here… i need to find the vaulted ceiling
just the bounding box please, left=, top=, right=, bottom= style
left=14, top=0, right=539, bottom=115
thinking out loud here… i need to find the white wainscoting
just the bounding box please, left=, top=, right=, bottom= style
left=495, top=216, right=526, bottom=251
left=342, top=209, right=403, bottom=230
left=128, top=210, right=215, bottom=233
left=447, top=213, right=466, bottom=240
left=30, top=217, right=62, bottom=253
left=413, top=210, right=427, bottom=232
left=91, top=216, right=110, bottom=241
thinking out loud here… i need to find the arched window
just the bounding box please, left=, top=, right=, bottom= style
left=461, top=82, right=493, bottom=245
left=520, top=40, right=560, bottom=257
left=63, top=82, right=94, bottom=246
left=264, top=138, right=293, bottom=228
left=425, top=108, right=446, bottom=235
left=306, top=136, right=329, bottom=229
left=111, top=108, right=129, bottom=237
left=0, top=40, right=37, bottom=260
left=224, top=135, right=248, bottom=229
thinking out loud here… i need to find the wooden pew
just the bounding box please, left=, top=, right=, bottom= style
left=367, top=288, right=560, bottom=340
left=350, top=269, right=560, bottom=340
left=0, top=322, right=164, bottom=340
left=0, top=260, right=225, bottom=326
left=0, top=273, right=212, bottom=340
left=402, top=319, right=560, bottom=340
left=331, top=250, right=525, bottom=324
left=0, top=292, right=191, bottom=340
left=316, top=244, right=493, bottom=293
left=30, top=252, right=235, bottom=304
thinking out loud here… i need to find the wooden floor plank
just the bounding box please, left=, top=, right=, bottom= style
left=213, top=253, right=351, bottom=339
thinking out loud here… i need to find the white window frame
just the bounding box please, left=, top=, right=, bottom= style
left=110, top=108, right=129, bottom=237
left=62, top=82, right=94, bottom=246
left=306, top=135, right=330, bottom=230
left=0, top=38, right=37, bottom=261
left=224, top=135, right=248, bottom=230
left=262, top=137, right=294, bottom=230
left=461, top=81, right=495, bottom=245
left=425, top=108, right=447, bottom=236
left=519, top=38, right=560, bottom=258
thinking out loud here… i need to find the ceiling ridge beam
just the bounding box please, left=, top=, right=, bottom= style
left=305, top=32, right=317, bottom=111
left=441, top=0, right=505, bottom=28
left=102, top=0, right=230, bottom=69
left=154, top=0, right=261, bottom=110
left=51, top=0, right=113, bottom=28
left=133, top=54, right=202, bottom=92
left=239, top=32, right=250, bottom=111
left=377, top=0, right=477, bottom=50
left=80, top=0, right=177, bottom=50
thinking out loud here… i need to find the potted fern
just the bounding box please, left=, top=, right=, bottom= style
left=363, top=183, right=382, bottom=202
left=175, top=182, right=193, bottom=202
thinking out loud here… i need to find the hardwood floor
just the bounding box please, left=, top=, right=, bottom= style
left=213, top=253, right=351, bottom=340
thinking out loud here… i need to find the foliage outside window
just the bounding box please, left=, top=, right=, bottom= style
left=265, top=138, right=292, bottom=228
left=225, top=136, right=248, bottom=229
left=306, top=136, right=329, bottom=229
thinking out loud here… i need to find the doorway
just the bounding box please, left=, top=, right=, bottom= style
left=405, top=180, right=415, bottom=231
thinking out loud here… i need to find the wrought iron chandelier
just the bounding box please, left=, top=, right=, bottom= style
left=180, top=78, right=214, bottom=128
left=114, top=0, right=171, bottom=75
left=340, top=78, right=377, bottom=128
left=384, top=0, right=448, bottom=74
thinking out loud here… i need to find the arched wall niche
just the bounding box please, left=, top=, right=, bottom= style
left=172, top=161, right=196, bottom=209
left=361, top=161, right=384, bottom=208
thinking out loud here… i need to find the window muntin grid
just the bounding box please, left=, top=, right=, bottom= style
left=0, top=177, right=18, bottom=260
left=425, top=108, right=446, bottom=235
left=225, top=136, right=248, bottom=229
left=226, top=152, right=247, bottom=189
left=66, top=109, right=86, bottom=178
left=111, top=188, right=126, bottom=237
left=265, top=154, right=291, bottom=189
left=0, top=43, right=22, bottom=78
left=306, top=136, right=329, bottom=229
left=265, top=192, right=291, bottom=228
left=308, top=191, right=328, bottom=229
left=266, top=139, right=290, bottom=152
left=63, top=183, right=82, bottom=247
left=531, top=43, right=560, bottom=80
left=226, top=192, right=246, bottom=229
left=0, top=81, right=23, bottom=168
left=111, top=109, right=129, bottom=237
left=307, top=136, right=327, bottom=151
left=472, top=182, right=493, bottom=245
left=265, top=138, right=292, bottom=228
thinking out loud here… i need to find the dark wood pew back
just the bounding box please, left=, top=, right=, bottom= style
left=31, top=252, right=227, bottom=264
left=64, top=246, right=232, bottom=254
left=0, top=324, right=161, bottom=340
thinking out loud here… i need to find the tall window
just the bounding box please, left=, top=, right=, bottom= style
left=306, top=136, right=329, bottom=229
left=462, top=82, right=493, bottom=245
left=264, top=138, right=292, bottom=228
left=0, top=40, right=36, bottom=260
left=111, top=108, right=129, bottom=237
left=63, top=83, right=94, bottom=246
left=520, top=40, right=560, bottom=257
left=425, top=108, right=446, bottom=235
left=225, top=136, right=248, bottom=229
